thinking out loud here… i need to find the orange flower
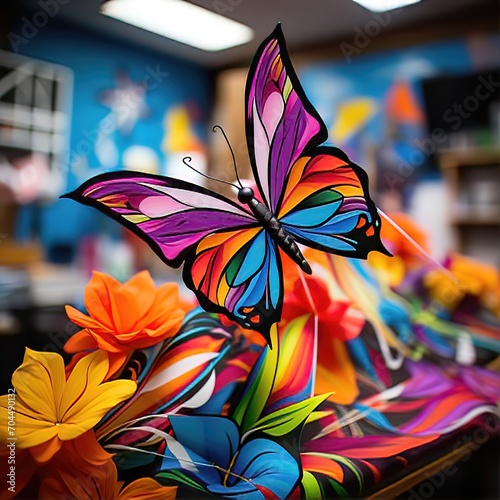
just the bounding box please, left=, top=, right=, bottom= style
left=368, top=212, right=429, bottom=286
left=40, top=458, right=176, bottom=500
left=65, top=271, right=186, bottom=377
left=378, top=212, right=429, bottom=266
left=282, top=275, right=364, bottom=343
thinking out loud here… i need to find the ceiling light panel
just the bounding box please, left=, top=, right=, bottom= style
left=351, top=0, right=422, bottom=13
left=101, top=0, right=254, bottom=52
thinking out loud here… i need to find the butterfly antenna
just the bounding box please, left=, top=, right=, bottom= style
left=377, top=208, right=459, bottom=283
left=182, top=156, right=239, bottom=189
left=213, top=125, right=244, bottom=188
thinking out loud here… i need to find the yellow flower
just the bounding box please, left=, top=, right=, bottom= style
left=0, top=349, right=136, bottom=464
left=424, top=253, right=500, bottom=311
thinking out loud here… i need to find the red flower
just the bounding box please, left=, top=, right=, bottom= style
left=282, top=274, right=365, bottom=404
left=282, top=274, right=364, bottom=343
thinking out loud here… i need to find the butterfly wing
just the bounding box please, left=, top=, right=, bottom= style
left=64, top=171, right=256, bottom=267
left=278, top=147, right=388, bottom=258
left=246, top=24, right=327, bottom=212
left=64, top=172, right=283, bottom=340
left=246, top=24, right=387, bottom=258
left=184, top=229, right=283, bottom=343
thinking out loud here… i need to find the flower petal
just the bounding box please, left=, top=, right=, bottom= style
left=65, top=305, right=108, bottom=332
left=115, top=270, right=157, bottom=332
left=106, top=351, right=131, bottom=380
left=61, top=378, right=136, bottom=439
left=64, top=328, right=99, bottom=354
left=119, top=478, right=177, bottom=499
left=84, top=271, right=122, bottom=331
left=59, top=350, right=109, bottom=419
left=28, top=434, right=62, bottom=464
left=64, top=430, right=113, bottom=467
left=12, top=349, right=65, bottom=423
left=39, top=459, right=116, bottom=499
left=208, top=438, right=300, bottom=499
left=89, top=332, right=125, bottom=353
left=137, top=282, right=184, bottom=330
left=169, top=415, right=240, bottom=470
left=11, top=410, right=58, bottom=447
left=125, top=269, right=157, bottom=296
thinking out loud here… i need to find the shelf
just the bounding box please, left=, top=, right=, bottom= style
left=438, top=145, right=500, bottom=261
left=438, top=147, right=500, bottom=168
left=451, top=207, right=500, bottom=225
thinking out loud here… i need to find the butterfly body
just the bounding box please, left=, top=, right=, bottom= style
left=238, top=186, right=312, bottom=275
left=64, top=24, right=388, bottom=343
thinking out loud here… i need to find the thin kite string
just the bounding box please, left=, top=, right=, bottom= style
left=377, top=209, right=459, bottom=284
left=298, top=271, right=319, bottom=398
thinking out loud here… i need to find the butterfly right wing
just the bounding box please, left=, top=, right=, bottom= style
left=64, top=172, right=283, bottom=341
left=277, top=148, right=388, bottom=258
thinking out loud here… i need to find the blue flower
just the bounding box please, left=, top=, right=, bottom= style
left=158, top=415, right=300, bottom=499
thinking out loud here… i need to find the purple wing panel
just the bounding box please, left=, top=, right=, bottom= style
left=245, top=24, right=327, bottom=212
left=64, top=172, right=257, bottom=268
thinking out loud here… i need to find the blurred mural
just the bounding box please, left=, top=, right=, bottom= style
left=299, top=35, right=500, bottom=211
left=7, top=21, right=210, bottom=265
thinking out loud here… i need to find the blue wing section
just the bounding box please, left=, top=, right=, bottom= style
left=282, top=207, right=369, bottom=253
left=184, top=227, right=283, bottom=344
left=279, top=199, right=342, bottom=228
left=276, top=150, right=389, bottom=259
left=232, top=232, right=282, bottom=337
left=233, top=230, right=268, bottom=286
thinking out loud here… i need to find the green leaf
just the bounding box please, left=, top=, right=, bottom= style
left=328, top=478, right=349, bottom=497
left=251, top=393, right=330, bottom=437
left=232, top=315, right=313, bottom=435
left=306, top=410, right=333, bottom=424
left=232, top=324, right=279, bottom=432
left=156, top=471, right=208, bottom=493
left=302, top=471, right=323, bottom=500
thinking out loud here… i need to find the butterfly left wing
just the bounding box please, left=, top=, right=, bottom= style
left=278, top=147, right=389, bottom=258
left=64, top=171, right=256, bottom=268
left=64, top=172, right=283, bottom=341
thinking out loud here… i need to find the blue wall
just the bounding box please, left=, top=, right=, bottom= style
left=16, top=21, right=211, bottom=255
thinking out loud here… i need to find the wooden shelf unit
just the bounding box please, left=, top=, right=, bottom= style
left=438, top=147, right=500, bottom=265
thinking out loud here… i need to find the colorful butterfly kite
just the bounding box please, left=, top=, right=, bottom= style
left=64, top=24, right=388, bottom=344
